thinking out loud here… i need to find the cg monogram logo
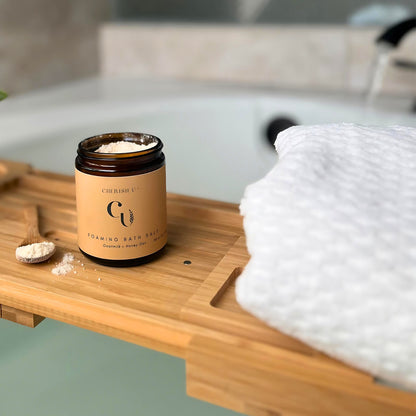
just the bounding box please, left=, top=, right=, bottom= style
left=107, top=201, right=134, bottom=227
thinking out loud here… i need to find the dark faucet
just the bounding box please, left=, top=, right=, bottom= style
left=377, top=17, right=416, bottom=72
left=373, top=17, right=416, bottom=111
left=367, top=17, right=416, bottom=105
left=376, top=17, right=416, bottom=47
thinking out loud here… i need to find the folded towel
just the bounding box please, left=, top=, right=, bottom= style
left=236, top=123, right=416, bottom=390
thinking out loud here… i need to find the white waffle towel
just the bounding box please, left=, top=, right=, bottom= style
left=236, top=123, right=416, bottom=391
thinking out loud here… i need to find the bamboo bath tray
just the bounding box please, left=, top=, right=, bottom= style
left=0, top=159, right=415, bottom=416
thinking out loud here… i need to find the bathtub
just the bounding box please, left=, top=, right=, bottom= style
left=1, top=77, right=415, bottom=203
left=1, top=78, right=416, bottom=416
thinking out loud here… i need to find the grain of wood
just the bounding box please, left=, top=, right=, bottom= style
left=182, top=237, right=317, bottom=356
left=1, top=304, right=45, bottom=327
left=187, top=336, right=416, bottom=416
left=0, top=159, right=31, bottom=188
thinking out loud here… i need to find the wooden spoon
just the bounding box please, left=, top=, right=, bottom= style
left=15, top=205, right=56, bottom=264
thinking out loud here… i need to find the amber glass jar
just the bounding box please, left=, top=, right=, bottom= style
left=75, top=132, right=167, bottom=266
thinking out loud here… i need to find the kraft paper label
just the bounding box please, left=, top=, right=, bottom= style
left=75, top=166, right=167, bottom=260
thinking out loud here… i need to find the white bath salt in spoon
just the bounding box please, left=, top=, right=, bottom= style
left=16, top=241, right=56, bottom=264
left=95, top=140, right=156, bottom=153
left=15, top=205, right=56, bottom=264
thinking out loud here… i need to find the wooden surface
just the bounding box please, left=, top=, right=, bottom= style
left=1, top=304, right=45, bottom=328
left=0, top=159, right=415, bottom=416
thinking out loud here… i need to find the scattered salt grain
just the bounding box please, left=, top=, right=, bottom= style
left=52, top=253, right=75, bottom=276
left=95, top=140, right=156, bottom=154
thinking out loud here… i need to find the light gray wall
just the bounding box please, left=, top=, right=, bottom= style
left=112, top=0, right=416, bottom=24
left=2, top=0, right=414, bottom=95
left=0, top=0, right=111, bottom=95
